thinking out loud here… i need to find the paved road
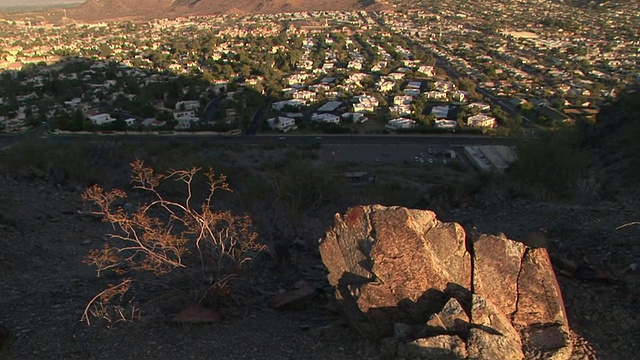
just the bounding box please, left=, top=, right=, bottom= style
left=0, top=130, right=515, bottom=149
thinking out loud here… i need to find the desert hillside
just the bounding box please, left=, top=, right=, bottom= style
left=66, top=0, right=391, bottom=21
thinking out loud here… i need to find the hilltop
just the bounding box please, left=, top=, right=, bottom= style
left=65, top=0, right=391, bottom=22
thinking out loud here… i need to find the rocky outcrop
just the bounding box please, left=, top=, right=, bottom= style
left=319, top=205, right=572, bottom=360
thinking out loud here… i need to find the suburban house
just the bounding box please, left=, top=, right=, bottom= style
left=267, top=116, right=297, bottom=132
left=386, top=117, right=417, bottom=130
left=390, top=104, right=412, bottom=116
left=272, top=99, right=306, bottom=111
left=434, top=119, right=458, bottom=128
left=89, top=113, right=116, bottom=126
left=311, top=113, right=340, bottom=123
left=467, top=114, right=497, bottom=127
left=406, top=81, right=422, bottom=90
left=451, top=90, right=466, bottom=102
left=352, top=95, right=379, bottom=113
left=175, top=100, right=200, bottom=111
left=173, top=110, right=197, bottom=121
left=417, top=65, right=435, bottom=77
left=393, top=95, right=413, bottom=106
left=124, top=118, right=137, bottom=127
left=433, top=80, right=456, bottom=92
left=142, top=118, right=166, bottom=127
left=317, top=101, right=343, bottom=112
left=425, top=91, right=448, bottom=101
left=376, top=79, right=395, bottom=92
left=403, top=87, right=421, bottom=97
left=468, top=102, right=491, bottom=111
left=370, top=61, right=387, bottom=72
left=292, top=90, right=316, bottom=102
left=309, top=83, right=331, bottom=92
left=341, top=112, right=368, bottom=123
left=431, top=105, right=451, bottom=119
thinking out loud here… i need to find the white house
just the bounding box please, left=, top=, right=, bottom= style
left=267, top=116, right=296, bottom=132
left=309, top=83, right=331, bottom=92
left=142, top=118, right=166, bottom=127
left=371, top=61, right=387, bottom=72
left=390, top=104, right=412, bottom=116
left=348, top=60, right=363, bottom=70
left=311, top=113, right=340, bottom=123
left=321, top=62, right=335, bottom=71
left=386, top=118, right=416, bottom=130
left=376, top=79, right=395, bottom=92
left=417, top=65, right=435, bottom=77
left=89, top=113, right=116, bottom=126
left=425, top=91, right=448, bottom=101
left=434, top=119, right=458, bottom=129
left=468, top=102, right=491, bottom=111
left=347, top=73, right=368, bottom=85
left=433, top=80, right=455, bottom=92
left=387, top=72, right=406, bottom=81
left=451, top=90, right=467, bottom=102
left=173, top=110, right=197, bottom=121
left=292, top=90, right=316, bottom=102
left=467, top=114, right=497, bottom=128
left=272, top=99, right=306, bottom=111
left=393, top=95, right=413, bottom=106
left=175, top=100, right=200, bottom=111
left=64, top=98, right=82, bottom=107
left=124, top=118, right=137, bottom=127
left=341, top=112, right=368, bottom=123
left=352, top=95, right=379, bottom=113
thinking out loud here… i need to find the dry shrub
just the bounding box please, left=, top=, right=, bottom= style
left=81, top=159, right=264, bottom=325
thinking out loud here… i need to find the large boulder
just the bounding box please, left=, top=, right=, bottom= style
left=319, top=205, right=572, bottom=359
left=320, top=205, right=470, bottom=339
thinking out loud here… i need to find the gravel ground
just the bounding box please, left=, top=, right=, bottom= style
left=1, top=150, right=638, bottom=359
left=0, top=176, right=374, bottom=360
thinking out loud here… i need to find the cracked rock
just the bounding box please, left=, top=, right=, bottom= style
left=468, top=295, right=524, bottom=360
left=319, top=205, right=573, bottom=359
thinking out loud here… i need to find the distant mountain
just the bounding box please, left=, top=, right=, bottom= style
left=0, top=0, right=81, bottom=12
left=67, top=0, right=391, bottom=21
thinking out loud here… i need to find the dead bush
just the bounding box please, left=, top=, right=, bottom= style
left=81, top=159, right=264, bottom=325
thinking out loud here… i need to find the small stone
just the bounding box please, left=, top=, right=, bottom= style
left=269, top=280, right=316, bottom=310
left=171, top=303, right=223, bottom=323
left=398, top=335, right=467, bottom=360
left=425, top=297, right=470, bottom=335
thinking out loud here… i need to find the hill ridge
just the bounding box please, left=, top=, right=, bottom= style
left=67, top=0, right=391, bottom=21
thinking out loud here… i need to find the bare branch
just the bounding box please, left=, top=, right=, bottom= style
left=80, top=159, right=263, bottom=326
left=617, top=222, right=640, bottom=230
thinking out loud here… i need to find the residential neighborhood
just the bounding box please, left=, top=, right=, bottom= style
left=0, top=0, right=637, bottom=135
left=0, top=2, right=639, bottom=359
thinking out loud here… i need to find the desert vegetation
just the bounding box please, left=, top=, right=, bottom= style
left=80, top=159, right=264, bottom=325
